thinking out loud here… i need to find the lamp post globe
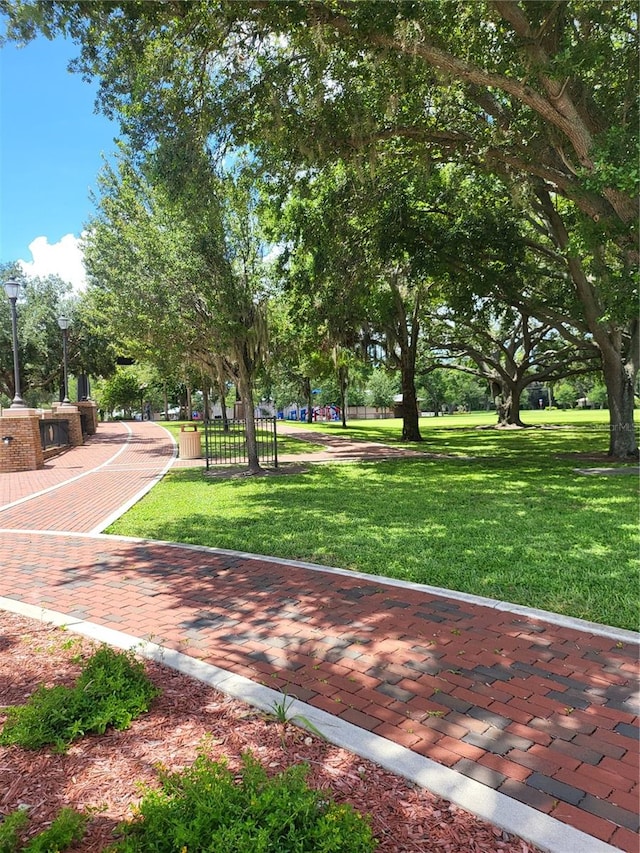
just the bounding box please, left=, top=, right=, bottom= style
left=57, top=316, right=71, bottom=405
left=3, top=278, right=26, bottom=408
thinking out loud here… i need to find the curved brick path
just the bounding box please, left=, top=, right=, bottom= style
left=0, top=421, right=637, bottom=852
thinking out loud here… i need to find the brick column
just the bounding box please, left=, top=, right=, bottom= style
left=0, top=410, right=44, bottom=472
left=76, top=400, right=98, bottom=435
left=50, top=404, right=83, bottom=447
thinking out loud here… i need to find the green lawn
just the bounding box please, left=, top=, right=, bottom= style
left=110, top=413, right=639, bottom=630
left=283, top=408, right=615, bottom=447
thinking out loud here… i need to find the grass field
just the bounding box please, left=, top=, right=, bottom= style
left=283, top=408, right=616, bottom=445
left=110, top=412, right=639, bottom=630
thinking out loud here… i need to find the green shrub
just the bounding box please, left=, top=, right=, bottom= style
left=22, top=808, right=86, bottom=853
left=113, top=752, right=377, bottom=852
left=0, top=809, right=29, bottom=853
left=75, top=645, right=160, bottom=732
left=0, top=807, right=85, bottom=853
left=0, top=646, right=159, bottom=752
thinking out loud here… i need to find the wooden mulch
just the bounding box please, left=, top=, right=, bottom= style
left=1, top=612, right=539, bottom=853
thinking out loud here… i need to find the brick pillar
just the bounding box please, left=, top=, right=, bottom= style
left=50, top=404, right=83, bottom=447
left=0, top=411, right=44, bottom=472
left=76, top=400, right=98, bottom=435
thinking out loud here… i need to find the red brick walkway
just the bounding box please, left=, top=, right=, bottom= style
left=0, top=421, right=637, bottom=851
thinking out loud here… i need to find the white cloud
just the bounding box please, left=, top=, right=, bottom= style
left=18, top=234, right=87, bottom=292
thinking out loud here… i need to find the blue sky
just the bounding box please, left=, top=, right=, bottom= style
left=0, top=32, right=119, bottom=286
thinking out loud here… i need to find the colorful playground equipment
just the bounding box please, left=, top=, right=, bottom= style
left=278, top=405, right=341, bottom=422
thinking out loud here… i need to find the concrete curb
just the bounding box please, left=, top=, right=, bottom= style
left=0, top=598, right=622, bottom=853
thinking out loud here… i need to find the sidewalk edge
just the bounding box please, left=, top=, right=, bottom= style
left=0, top=598, right=623, bottom=853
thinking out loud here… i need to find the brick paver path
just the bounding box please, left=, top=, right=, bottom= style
left=0, top=420, right=638, bottom=851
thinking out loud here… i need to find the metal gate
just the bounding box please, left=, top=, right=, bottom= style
left=40, top=419, right=69, bottom=451
left=204, top=417, right=278, bottom=469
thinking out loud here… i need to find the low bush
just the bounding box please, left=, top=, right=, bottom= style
left=0, top=646, right=159, bottom=752
left=112, top=751, right=377, bottom=852
left=0, top=807, right=85, bottom=853
left=0, top=809, right=29, bottom=853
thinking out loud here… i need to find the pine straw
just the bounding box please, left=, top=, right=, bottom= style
left=1, top=613, right=539, bottom=853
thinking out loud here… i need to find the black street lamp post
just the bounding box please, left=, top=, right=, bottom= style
left=57, top=316, right=71, bottom=404
left=3, top=279, right=26, bottom=408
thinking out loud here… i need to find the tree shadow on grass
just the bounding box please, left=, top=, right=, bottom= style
left=116, top=439, right=639, bottom=630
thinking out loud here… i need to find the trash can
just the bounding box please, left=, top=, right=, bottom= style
left=179, top=424, right=202, bottom=459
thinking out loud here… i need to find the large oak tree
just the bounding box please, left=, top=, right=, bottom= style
left=3, top=0, right=636, bottom=453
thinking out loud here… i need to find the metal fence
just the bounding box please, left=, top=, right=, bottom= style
left=40, top=419, right=69, bottom=451
left=204, top=417, right=278, bottom=469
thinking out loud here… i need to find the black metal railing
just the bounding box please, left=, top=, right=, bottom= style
left=40, top=419, right=69, bottom=451
left=204, top=417, right=278, bottom=469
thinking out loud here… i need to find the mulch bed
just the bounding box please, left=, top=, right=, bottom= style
left=1, top=612, right=539, bottom=853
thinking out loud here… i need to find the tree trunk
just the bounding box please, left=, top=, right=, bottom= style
left=216, top=374, right=229, bottom=431
left=535, top=189, right=637, bottom=457
left=303, top=377, right=313, bottom=423
left=389, top=275, right=422, bottom=442
left=583, top=319, right=637, bottom=459
left=236, top=361, right=262, bottom=474
left=400, top=359, right=422, bottom=441
left=601, top=346, right=638, bottom=458
left=495, top=383, right=527, bottom=427
left=338, top=364, right=348, bottom=428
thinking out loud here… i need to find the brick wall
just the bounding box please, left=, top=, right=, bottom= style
left=0, top=414, right=44, bottom=473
